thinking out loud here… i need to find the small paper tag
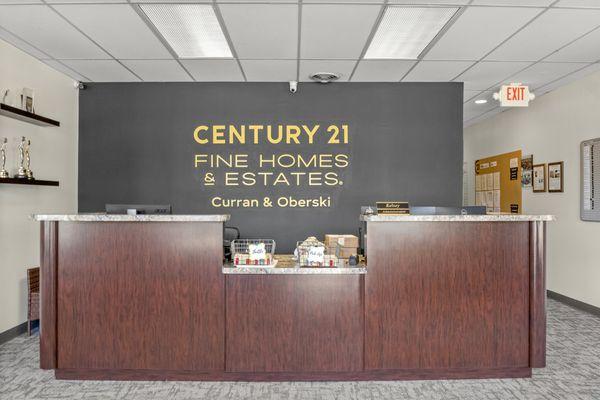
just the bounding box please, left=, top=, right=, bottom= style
left=307, top=246, right=325, bottom=264
left=249, top=243, right=266, bottom=261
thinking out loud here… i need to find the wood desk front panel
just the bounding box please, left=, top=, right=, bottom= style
left=56, top=222, right=224, bottom=371
left=226, top=275, right=364, bottom=372
left=365, top=221, right=530, bottom=370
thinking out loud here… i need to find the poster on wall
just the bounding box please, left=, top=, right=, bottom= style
left=521, top=155, right=533, bottom=188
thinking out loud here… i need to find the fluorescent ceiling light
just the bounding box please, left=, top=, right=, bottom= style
left=365, top=6, right=458, bottom=60
left=140, top=4, right=232, bottom=58
left=475, top=99, right=488, bottom=104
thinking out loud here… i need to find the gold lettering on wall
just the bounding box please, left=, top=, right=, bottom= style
left=193, top=124, right=351, bottom=208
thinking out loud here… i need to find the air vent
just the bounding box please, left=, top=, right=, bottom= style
left=309, top=72, right=340, bottom=84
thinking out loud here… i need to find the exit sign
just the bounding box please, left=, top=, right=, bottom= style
left=493, top=83, right=535, bottom=107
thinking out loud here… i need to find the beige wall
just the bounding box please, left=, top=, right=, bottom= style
left=0, top=40, right=78, bottom=333
left=464, top=70, right=600, bottom=309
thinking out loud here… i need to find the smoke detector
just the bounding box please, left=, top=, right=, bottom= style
left=309, top=72, right=340, bottom=84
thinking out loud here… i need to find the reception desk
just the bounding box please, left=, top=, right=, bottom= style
left=34, top=213, right=553, bottom=381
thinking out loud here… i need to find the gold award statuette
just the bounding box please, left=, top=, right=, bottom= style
left=25, top=139, right=33, bottom=180
left=0, top=138, right=9, bottom=178
left=16, top=136, right=28, bottom=179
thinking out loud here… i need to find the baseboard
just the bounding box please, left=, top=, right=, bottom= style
left=548, top=290, right=600, bottom=317
left=0, top=321, right=29, bottom=345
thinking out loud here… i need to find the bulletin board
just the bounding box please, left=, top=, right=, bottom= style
left=475, top=150, right=522, bottom=214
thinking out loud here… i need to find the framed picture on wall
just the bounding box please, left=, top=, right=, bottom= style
left=533, top=164, right=546, bottom=192
left=548, top=161, right=564, bottom=193
left=521, top=154, right=533, bottom=188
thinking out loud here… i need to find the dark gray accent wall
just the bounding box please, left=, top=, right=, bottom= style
left=79, top=82, right=463, bottom=252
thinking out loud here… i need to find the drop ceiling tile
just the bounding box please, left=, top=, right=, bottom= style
left=240, top=60, right=297, bottom=82
left=301, top=4, right=381, bottom=59
left=471, top=0, right=554, bottom=5
left=305, top=0, right=383, bottom=3
left=299, top=60, right=356, bottom=82
left=219, top=4, right=297, bottom=59
left=352, top=60, right=415, bottom=81
left=545, top=27, right=600, bottom=62
left=0, top=5, right=109, bottom=59
left=0, top=26, right=50, bottom=59
left=464, top=89, right=492, bottom=103
left=180, top=59, right=244, bottom=81
left=486, top=8, right=600, bottom=62
left=135, top=0, right=211, bottom=2
left=535, top=62, right=600, bottom=94
left=403, top=61, right=474, bottom=82
left=388, top=0, right=469, bottom=4
left=61, top=60, right=140, bottom=81
left=42, top=60, right=88, bottom=82
left=506, top=61, right=589, bottom=89
left=424, top=7, right=542, bottom=61
left=463, top=92, right=498, bottom=121
left=554, top=0, right=600, bottom=7
left=454, top=61, right=532, bottom=90
left=53, top=4, right=171, bottom=59
left=46, top=0, right=125, bottom=3
left=464, top=107, right=504, bottom=127
left=120, top=60, right=191, bottom=81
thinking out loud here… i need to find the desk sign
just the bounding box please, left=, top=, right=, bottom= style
left=307, top=246, right=325, bottom=264
left=493, top=83, right=535, bottom=107
left=248, top=243, right=267, bottom=261
left=376, top=201, right=410, bottom=215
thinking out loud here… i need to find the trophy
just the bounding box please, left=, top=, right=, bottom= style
left=16, top=136, right=28, bottom=179
left=25, top=139, right=33, bottom=180
left=0, top=138, right=8, bottom=178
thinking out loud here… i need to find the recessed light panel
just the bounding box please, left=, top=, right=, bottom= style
left=365, top=6, right=459, bottom=60
left=139, top=4, right=232, bottom=58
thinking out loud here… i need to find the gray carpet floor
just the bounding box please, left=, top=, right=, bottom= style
left=1, top=298, right=599, bottom=400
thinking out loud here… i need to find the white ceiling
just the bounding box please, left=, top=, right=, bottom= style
left=1, top=1, right=600, bottom=127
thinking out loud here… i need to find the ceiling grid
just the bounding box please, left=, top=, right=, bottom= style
left=0, top=0, right=599, bottom=124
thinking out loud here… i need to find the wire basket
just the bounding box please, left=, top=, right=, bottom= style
left=295, top=238, right=339, bottom=267
left=231, top=239, right=276, bottom=266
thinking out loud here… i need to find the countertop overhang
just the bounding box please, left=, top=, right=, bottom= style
left=223, top=266, right=367, bottom=274
left=32, top=214, right=230, bottom=222
left=361, top=214, right=555, bottom=222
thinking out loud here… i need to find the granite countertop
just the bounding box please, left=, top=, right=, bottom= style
left=223, top=266, right=367, bottom=275
left=32, top=213, right=230, bottom=222
left=361, top=214, right=555, bottom=222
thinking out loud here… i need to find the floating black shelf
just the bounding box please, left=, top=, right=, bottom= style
left=0, top=177, right=59, bottom=187
left=0, top=103, right=60, bottom=127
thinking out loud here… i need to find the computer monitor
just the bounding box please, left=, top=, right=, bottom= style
left=105, top=204, right=172, bottom=215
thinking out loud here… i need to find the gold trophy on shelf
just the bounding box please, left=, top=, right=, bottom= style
left=25, top=139, right=33, bottom=180
left=0, top=138, right=9, bottom=178
left=16, top=136, right=28, bottom=179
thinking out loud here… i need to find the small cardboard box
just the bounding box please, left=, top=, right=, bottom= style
left=338, top=247, right=358, bottom=259
left=324, top=234, right=359, bottom=248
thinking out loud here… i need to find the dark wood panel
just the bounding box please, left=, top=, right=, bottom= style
left=365, top=222, right=530, bottom=370
left=40, top=221, right=58, bottom=369
left=530, top=221, right=547, bottom=367
left=56, top=221, right=224, bottom=371
left=226, top=275, right=363, bottom=372
left=55, top=367, right=531, bottom=381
